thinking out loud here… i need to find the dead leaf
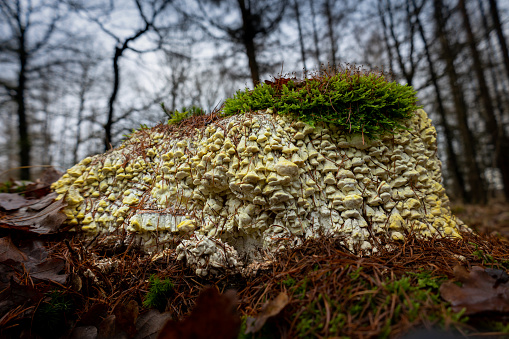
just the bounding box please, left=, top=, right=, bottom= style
left=157, top=286, right=240, bottom=339
left=97, top=314, right=117, bottom=339
left=26, top=257, right=67, bottom=284
left=0, top=237, right=28, bottom=263
left=0, top=236, right=68, bottom=288
left=114, top=300, right=139, bottom=339
left=440, top=265, right=509, bottom=314
left=135, top=309, right=172, bottom=339
left=25, top=192, right=62, bottom=211
left=97, top=300, right=139, bottom=339
left=24, top=167, right=62, bottom=199
left=0, top=278, right=43, bottom=320
left=70, top=325, right=98, bottom=339
left=484, top=268, right=509, bottom=284
left=80, top=303, right=109, bottom=327
left=0, top=193, right=67, bottom=234
left=0, top=193, right=27, bottom=211
left=245, top=291, right=289, bottom=334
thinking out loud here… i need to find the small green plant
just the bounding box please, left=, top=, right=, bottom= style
left=470, top=242, right=496, bottom=264
left=282, top=275, right=296, bottom=288
left=33, top=291, right=74, bottom=338
left=223, top=66, right=420, bottom=139
left=492, top=321, right=509, bottom=333
left=143, top=275, right=174, bottom=311
left=0, top=180, right=27, bottom=194
left=348, top=267, right=363, bottom=281
left=0, top=180, right=13, bottom=193
left=444, top=307, right=469, bottom=324
left=296, top=293, right=345, bottom=338
left=282, top=275, right=308, bottom=299
left=162, top=103, right=206, bottom=125
left=408, top=270, right=446, bottom=290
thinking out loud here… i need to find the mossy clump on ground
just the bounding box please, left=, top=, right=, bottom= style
left=223, top=66, right=420, bottom=139
left=143, top=274, right=174, bottom=312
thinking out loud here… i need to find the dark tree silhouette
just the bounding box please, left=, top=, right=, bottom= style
left=190, top=0, right=287, bottom=86
left=75, top=0, right=174, bottom=150
left=433, top=0, right=486, bottom=203
left=458, top=0, right=509, bottom=201
left=411, top=0, right=466, bottom=200
left=0, top=0, right=64, bottom=179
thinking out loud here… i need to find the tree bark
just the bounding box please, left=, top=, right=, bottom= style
left=380, top=0, right=416, bottom=86
left=412, top=0, right=466, bottom=200
left=324, top=0, right=337, bottom=68
left=104, top=47, right=121, bottom=150
left=459, top=0, right=509, bottom=201
left=293, top=0, right=307, bottom=74
left=434, top=0, right=486, bottom=203
left=489, top=0, right=509, bottom=84
left=378, top=1, right=395, bottom=76
left=309, top=0, right=321, bottom=68
left=73, top=67, right=89, bottom=164
left=16, top=25, right=30, bottom=180
left=238, top=0, right=260, bottom=86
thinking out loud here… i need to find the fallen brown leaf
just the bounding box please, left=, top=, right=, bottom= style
left=115, top=300, right=139, bottom=338
left=24, top=167, right=62, bottom=199
left=0, top=236, right=28, bottom=263
left=135, top=309, right=172, bottom=339
left=0, top=193, right=27, bottom=211
left=157, top=286, right=240, bottom=339
left=79, top=303, right=109, bottom=327
left=245, top=291, right=289, bottom=334
left=0, top=278, right=43, bottom=322
left=440, top=265, right=509, bottom=314
left=26, top=257, right=67, bottom=284
left=0, top=236, right=68, bottom=289
left=97, top=314, right=117, bottom=339
left=97, top=300, right=140, bottom=339
left=0, top=193, right=67, bottom=234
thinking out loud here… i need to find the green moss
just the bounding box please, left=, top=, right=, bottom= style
left=163, top=104, right=206, bottom=125
left=223, top=67, right=420, bottom=139
left=143, top=275, right=174, bottom=311
left=0, top=180, right=27, bottom=194
left=290, top=267, right=463, bottom=337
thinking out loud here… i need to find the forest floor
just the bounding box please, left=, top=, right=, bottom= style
left=1, top=176, right=509, bottom=338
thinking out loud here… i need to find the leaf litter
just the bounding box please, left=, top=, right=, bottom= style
left=440, top=265, right=509, bottom=314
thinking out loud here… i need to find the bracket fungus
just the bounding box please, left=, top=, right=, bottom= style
left=52, top=71, right=468, bottom=276
left=52, top=109, right=468, bottom=276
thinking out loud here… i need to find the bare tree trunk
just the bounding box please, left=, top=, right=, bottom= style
left=104, top=47, right=121, bottom=150
left=412, top=0, right=466, bottom=200
left=293, top=0, right=307, bottom=74
left=309, top=0, right=321, bottom=68
left=324, top=0, right=337, bottom=68
left=434, top=0, right=486, bottom=203
left=380, top=0, right=416, bottom=86
left=489, top=0, right=509, bottom=84
left=477, top=0, right=506, bottom=132
left=237, top=0, right=260, bottom=86
left=459, top=0, right=509, bottom=201
left=73, top=70, right=88, bottom=164
left=40, top=82, right=52, bottom=166
left=16, top=30, right=30, bottom=180
left=378, top=1, right=395, bottom=75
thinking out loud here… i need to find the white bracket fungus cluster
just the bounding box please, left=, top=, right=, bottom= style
left=52, top=109, right=468, bottom=276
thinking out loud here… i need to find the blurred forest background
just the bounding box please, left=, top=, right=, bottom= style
left=1, top=0, right=508, bottom=205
